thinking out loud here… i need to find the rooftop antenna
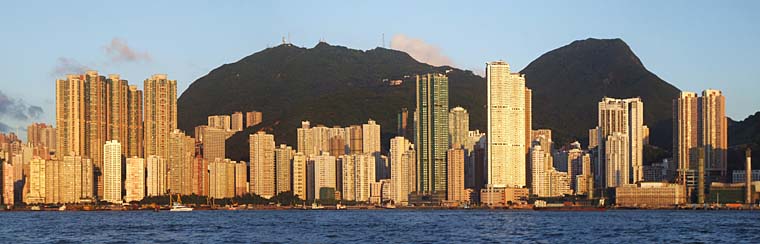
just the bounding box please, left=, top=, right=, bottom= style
left=382, top=33, right=385, bottom=48
left=288, top=32, right=291, bottom=45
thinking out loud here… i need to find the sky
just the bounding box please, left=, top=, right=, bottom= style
left=1, top=0, right=758, bottom=135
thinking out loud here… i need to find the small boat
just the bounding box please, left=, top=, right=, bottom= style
left=311, top=203, right=324, bottom=210
left=382, top=203, right=397, bottom=209
left=30, top=206, right=41, bottom=211
left=59, top=205, right=66, bottom=211
left=169, top=194, right=193, bottom=212
left=336, top=203, right=347, bottom=210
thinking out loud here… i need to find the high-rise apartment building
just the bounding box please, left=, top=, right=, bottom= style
left=202, top=127, right=227, bottom=161
left=146, top=155, right=167, bottom=196
left=275, top=144, right=293, bottom=194
left=125, top=157, right=145, bottom=202
left=235, top=162, right=247, bottom=196
left=2, top=160, right=13, bottom=205
left=340, top=155, right=356, bottom=201
left=126, top=85, right=143, bottom=158
left=231, top=112, right=244, bottom=132
left=55, top=71, right=109, bottom=198
left=339, top=153, right=375, bottom=202
left=106, top=74, right=128, bottom=155
left=27, top=123, right=56, bottom=158
left=309, top=152, right=336, bottom=200
left=207, top=115, right=231, bottom=131
left=397, top=108, right=410, bottom=139
left=103, top=140, right=122, bottom=203
left=699, top=90, right=728, bottom=180
left=144, top=74, right=177, bottom=161
left=674, top=92, right=698, bottom=186
left=486, top=61, right=529, bottom=188
left=60, top=156, right=93, bottom=203
left=168, top=130, right=194, bottom=195
left=292, top=152, right=307, bottom=200
left=390, top=137, right=415, bottom=205
left=44, top=160, right=60, bottom=203
left=209, top=158, right=236, bottom=199
left=596, top=97, right=645, bottom=188
left=449, top=107, right=469, bottom=149
left=348, top=125, right=363, bottom=154
left=25, top=158, right=46, bottom=204
left=673, top=90, right=728, bottom=201
left=362, top=119, right=383, bottom=179
left=246, top=111, right=263, bottom=127
left=415, top=73, right=449, bottom=198
left=297, top=121, right=314, bottom=156
left=447, top=148, right=466, bottom=203
left=250, top=131, right=275, bottom=198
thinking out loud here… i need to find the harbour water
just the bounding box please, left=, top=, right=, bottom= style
left=0, top=210, right=758, bottom=243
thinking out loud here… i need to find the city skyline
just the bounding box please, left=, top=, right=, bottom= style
left=2, top=1, right=760, bottom=136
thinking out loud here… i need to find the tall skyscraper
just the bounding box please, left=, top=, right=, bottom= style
left=126, top=85, right=144, bottom=158
left=292, top=152, right=307, bottom=200
left=103, top=140, right=122, bottom=203
left=699, top=89, right=727, bottom=180
left=274, top=144, right=293, bottom=194
left=82, top=71, right=108, bottom=198
left=486, top=61, right=528, bottom=188
left=144, top=74, right=177, bottom=161
left=415, top=73, right=449, bottom=198
left=44, top=159, right=60, bottom=204
left=596, top=97, right=645, bottom=188
left=168, top=130, right=194, bottom=195
left=231, top=112, right=244, bottom=132
left=390, top=137, right=415, bottom=205
left=449, top=107, right=469, bottom=149
left=447, top=148, right=466, bottom=203
left=363, top=119, right=383, bottom=179
left=106, top=74, right=128, bottom=155
left=125, top=157, right=145, bottom=202
left=56, top=71, right=110, bottom=198
left=674, top=90, right=728, bottom=201
left=146, top=155, right=166, bottom=196
left=340, top=155, right=356, bottom=201
left=250, top=131, right=275, bottom=198
left=674, top=92, right=698, bottom=186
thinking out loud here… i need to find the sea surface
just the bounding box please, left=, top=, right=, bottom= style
left=0, top=210, right=758, bottom=243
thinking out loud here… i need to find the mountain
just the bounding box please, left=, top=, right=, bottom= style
left=521, top=38, right=681, bottom=149
left=177, top=38, right=682, bottom=162
left=728, top=112, right=760, bottom=170
left=177, top=42, right=486, bottom=162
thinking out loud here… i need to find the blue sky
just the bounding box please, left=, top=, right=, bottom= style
left=1, top=0, right=758, bottom=134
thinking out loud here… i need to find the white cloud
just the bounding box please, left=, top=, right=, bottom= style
left=103, top=38, right=151, bottom=63
left=390, top=34, right=453, bottom=67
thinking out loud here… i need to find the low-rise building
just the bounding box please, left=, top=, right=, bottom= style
left=615, top=182, right=685, bottom=208
left=479, top=187, right=529, bottom=206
